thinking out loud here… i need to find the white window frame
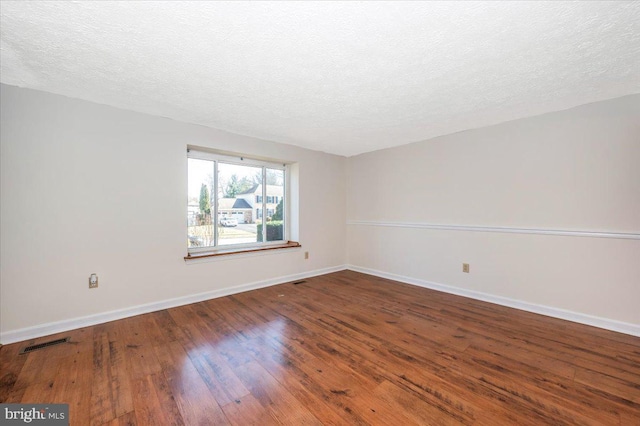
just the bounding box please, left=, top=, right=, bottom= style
left=187, top=148, right=288, bottom=255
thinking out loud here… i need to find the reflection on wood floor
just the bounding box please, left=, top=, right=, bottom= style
left=1, top=270, right=639, bottom=425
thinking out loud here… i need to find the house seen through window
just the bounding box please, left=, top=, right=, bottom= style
left=187, top=149, right=286, bottom=252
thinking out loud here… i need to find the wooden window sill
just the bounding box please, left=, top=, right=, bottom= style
left=184, top=241, right=301, bottom=260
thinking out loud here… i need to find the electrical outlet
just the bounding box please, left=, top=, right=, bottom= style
left=462, top=263, right=470, bottom=273
left=304, top=251, right=309, bottom=260
left=89, top=273, right=99, bottom=288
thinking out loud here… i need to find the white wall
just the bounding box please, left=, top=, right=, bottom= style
left=0, top=84, right=346, bottom=341
left=2, top=84, right=638, bottom=342
left=347, top=95, right=640, bottom=327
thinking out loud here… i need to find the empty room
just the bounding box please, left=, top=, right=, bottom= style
left=1, top=1, right=639, bottom=425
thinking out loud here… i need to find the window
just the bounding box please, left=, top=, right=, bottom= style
left=187, top=149, right=287, bottom=254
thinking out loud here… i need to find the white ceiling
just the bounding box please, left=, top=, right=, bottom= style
left=1, top=1, right=639, bottom=157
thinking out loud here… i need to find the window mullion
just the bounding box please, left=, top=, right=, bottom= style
left=213, top=161, right=219, bottom=247
left=262, top=167, right=267, bottom=242
left=282, top=169, right=286, bottom=241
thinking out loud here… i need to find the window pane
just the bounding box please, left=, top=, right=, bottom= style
left=217, top=162, right=261, bottom=246
left=187, top=158, right=215, bottom=249
left=265, top=168, right=285, bottom=242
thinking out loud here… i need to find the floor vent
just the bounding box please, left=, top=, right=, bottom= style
left=20, top=337, right=70, bottom=354
left=293, top=280, right=307, bottom=285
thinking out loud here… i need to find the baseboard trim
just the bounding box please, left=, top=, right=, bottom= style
left=4, top=263, right=637, bottom=343
left=346, top=264, right=640, bottom=337
left=0, top=265, right=347, bottom=345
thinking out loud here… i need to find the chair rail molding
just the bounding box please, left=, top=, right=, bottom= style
left=347, top=220, right=640, bottom=240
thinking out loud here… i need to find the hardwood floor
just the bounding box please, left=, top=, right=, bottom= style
left=1, top=270, right=639, bottom=425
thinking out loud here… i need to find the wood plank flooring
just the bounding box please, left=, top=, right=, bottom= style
left=1, top=270, right=639, bottom=425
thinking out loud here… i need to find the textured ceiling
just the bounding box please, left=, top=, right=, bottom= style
left=1, top=1, right=639, bottom=156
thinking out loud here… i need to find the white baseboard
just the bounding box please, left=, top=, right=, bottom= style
left=4, top=263, right=637, bottom=344
left=346, top=264, right=640, bottom=337
left=0, top=265, right=347, bottom=345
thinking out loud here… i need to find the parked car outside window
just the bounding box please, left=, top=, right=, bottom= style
left=220, top=218, right=238, bottom=227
